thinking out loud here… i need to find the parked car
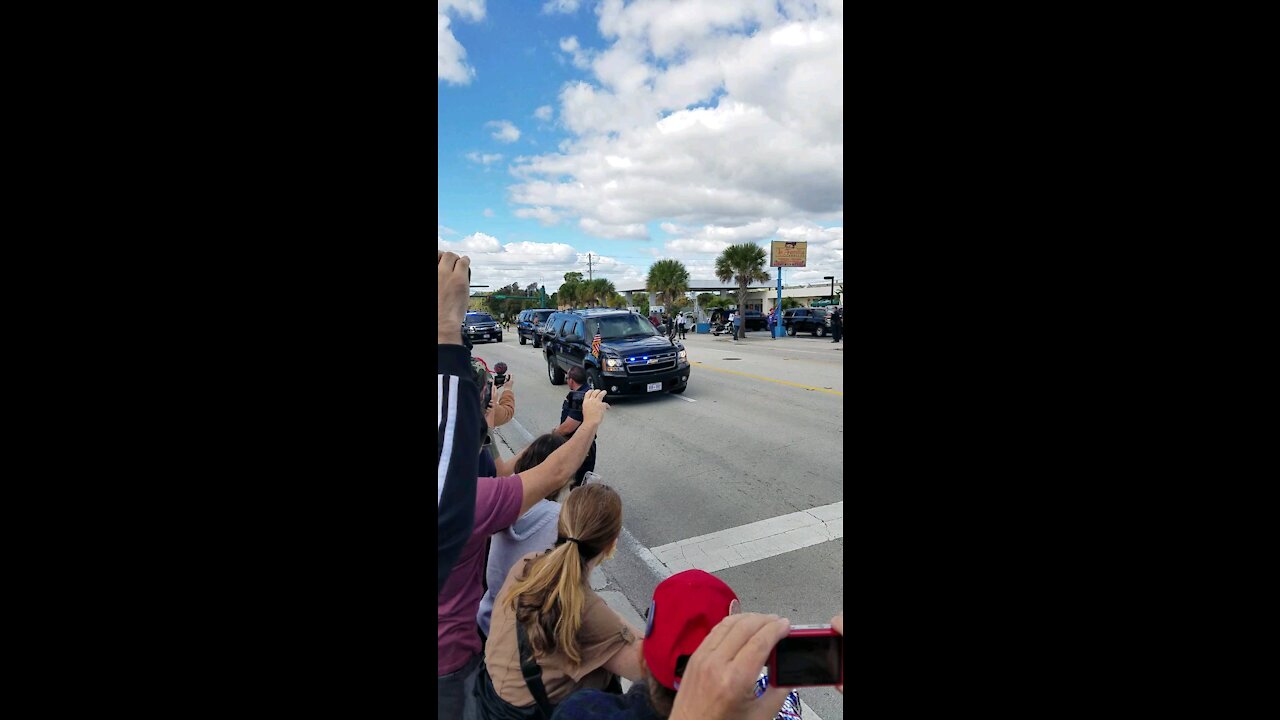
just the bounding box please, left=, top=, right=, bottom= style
left=781, top=308, right=829, bottom=337
left=542, top=309, right=690, bottom=396
left=743, top=310, right=767, bottom=331
left=463, top=312, right=502, bottom=343
left=516, top=308, right=556, bottom=347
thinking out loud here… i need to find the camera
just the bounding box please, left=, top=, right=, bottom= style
left=494, top=362, right=508, bottom=387
left=767, top=625, right=844, bottom=687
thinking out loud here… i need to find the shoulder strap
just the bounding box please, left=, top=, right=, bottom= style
left=516, top=621, right=555, bottom=719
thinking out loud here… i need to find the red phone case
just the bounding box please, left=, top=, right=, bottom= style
left=767, top=625, right=844, bottom=687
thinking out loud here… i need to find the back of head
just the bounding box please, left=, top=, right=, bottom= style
left=501, top=484, right=624, bottom=665
left=566, top=366, right=587, bottom=387
left=515, top=433, right=571, bottom=502
left=643, top=570, right=739, bottom=692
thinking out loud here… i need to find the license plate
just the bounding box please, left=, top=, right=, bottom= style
left=647, top=382, right=662, bottom=392
left=482, top=334, right=489, bottom=338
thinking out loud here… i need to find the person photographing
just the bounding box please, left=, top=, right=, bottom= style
left=553, top=366, right=597, bottom=489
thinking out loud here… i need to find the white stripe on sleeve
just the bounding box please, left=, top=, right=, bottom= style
left=438, top=374, right=458, bottom=505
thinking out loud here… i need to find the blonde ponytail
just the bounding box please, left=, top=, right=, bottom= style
left=501, top=484, right=623, bottom=666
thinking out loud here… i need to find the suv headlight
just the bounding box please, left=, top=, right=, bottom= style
left=678, top=349, right=688, bottom=362
left=605, top=357, right=620, bottom=368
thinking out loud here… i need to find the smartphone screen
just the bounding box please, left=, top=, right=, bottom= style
left=772, top=632, right=843, bottom=686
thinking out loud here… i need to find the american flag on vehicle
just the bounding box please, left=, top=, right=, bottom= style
left=592, top=332, right=602, bottom=359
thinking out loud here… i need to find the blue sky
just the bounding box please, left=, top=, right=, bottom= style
left=438, top=0, right=843, bottom=293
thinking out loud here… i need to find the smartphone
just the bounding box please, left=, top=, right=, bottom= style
left=481, top=380, right=493, bottom=410
left=768, top=625, right=843, bottom=687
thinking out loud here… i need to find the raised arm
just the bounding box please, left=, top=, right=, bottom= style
left=437, top=251, right=479, bottom=595
left=518, top=389, right=609, bottom=515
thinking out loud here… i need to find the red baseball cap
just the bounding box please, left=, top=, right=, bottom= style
left=642, top=570, right=739, bottom=690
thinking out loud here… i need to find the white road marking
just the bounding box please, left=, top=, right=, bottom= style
left=673, top=394, right=697, bottom=402
left=495, top=417, right=536, bottom=452
left=648, top=501, right=843, bottom=574
left=619, top=526, right=674, bottom=579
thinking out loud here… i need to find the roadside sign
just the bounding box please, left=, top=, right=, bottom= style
left=770, top=240, right=807, bottom=267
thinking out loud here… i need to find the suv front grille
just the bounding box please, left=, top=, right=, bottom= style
left=624, top=351, right=677, bottom=374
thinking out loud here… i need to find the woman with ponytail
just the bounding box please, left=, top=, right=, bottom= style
left=468, top=484, right=644, bottom=719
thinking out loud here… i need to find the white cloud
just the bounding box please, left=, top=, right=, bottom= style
left=664, top=238, right=730, bottom=255
left=438, top=224, right=458, bottom=235
left=510, top=0, right=842, bottom=237
left=483, top=208, right=495, bottom=217
left=439, top=231, right=502, bottom=254
left=438, top=0, right=486, bottom=85
left=514, top=206, right=563, bottom=226
left=466, top=152, right=504, bottom=165
left=543, top=0, right=581, bottom=14
left=578, top=217, right=650, bottom=239
left=438, top=232, right=642, bottom=291
left=558, top=36, right=594, bottom=69
left=486, top=120, right=521, bottom=143
left=533, top=105, right=553, bottom=121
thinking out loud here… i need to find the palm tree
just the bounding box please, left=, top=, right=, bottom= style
left=583, top=278, right=615, bottom=307
left=558, top=281, right=580, bottom=309
left=715, top=243, right=770, bottom=340
left=646, top=259, right=690, bottom=318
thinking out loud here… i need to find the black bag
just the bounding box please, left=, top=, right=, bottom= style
left=465, top=623, right=556, bottom=720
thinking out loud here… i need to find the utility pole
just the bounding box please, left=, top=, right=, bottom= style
left=587, top=253, right=593, bottom=281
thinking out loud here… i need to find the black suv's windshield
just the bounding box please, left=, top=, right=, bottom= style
left=588, top=315, right=659, bottom=339
left=466, top=313, right=494, bottom=323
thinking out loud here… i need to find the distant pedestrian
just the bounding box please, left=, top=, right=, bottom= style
left=831, top=306, right=843, bottom=343
left=649, top=312, right=660, bottom=329
left=677, top=312, right=687, bottom=340
left=729, top=310, right=741, bottom=340
left=766, top=308, right=776, bottom=340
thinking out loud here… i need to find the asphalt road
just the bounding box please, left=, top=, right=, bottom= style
left=474, top=328, right=845, bottom=718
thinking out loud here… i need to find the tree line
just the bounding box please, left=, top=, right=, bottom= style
left=481, top=243, right=834, bottom=340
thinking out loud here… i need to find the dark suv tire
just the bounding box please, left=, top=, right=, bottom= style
left=787, top=325, right=797, bottom=336
left=548, top=356, right=566, bottom=385
left=816, top=325, right=826, bottom=337
left=587, top=367, right=602, bottom=391
left=520, top=334, right=526, bottom=345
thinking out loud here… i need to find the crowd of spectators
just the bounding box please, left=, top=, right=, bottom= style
left=439, top=251, right=843, bottom=719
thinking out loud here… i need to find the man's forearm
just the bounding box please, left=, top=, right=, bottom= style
left=553, top=416, right=582, bottom=436
left=546, top=420, right=599, bottom=476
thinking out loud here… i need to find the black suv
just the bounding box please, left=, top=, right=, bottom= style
left=542, top=309, right=691, bottom=396
left=781, top=308, right=829, bottom=337
left=516, top=309, right=556, bottom=347
left=743, top=310, right=767, bottom=331
left=463, top=312, right=502, bottom=343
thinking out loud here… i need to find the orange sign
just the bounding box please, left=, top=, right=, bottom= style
left=770, top=240, right=807, bottom=268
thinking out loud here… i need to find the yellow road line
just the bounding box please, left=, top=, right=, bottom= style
left=691, top=361, right=844, bottom=396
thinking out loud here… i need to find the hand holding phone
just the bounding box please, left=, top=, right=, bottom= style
left=767, top=624, right=844, bottom=688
